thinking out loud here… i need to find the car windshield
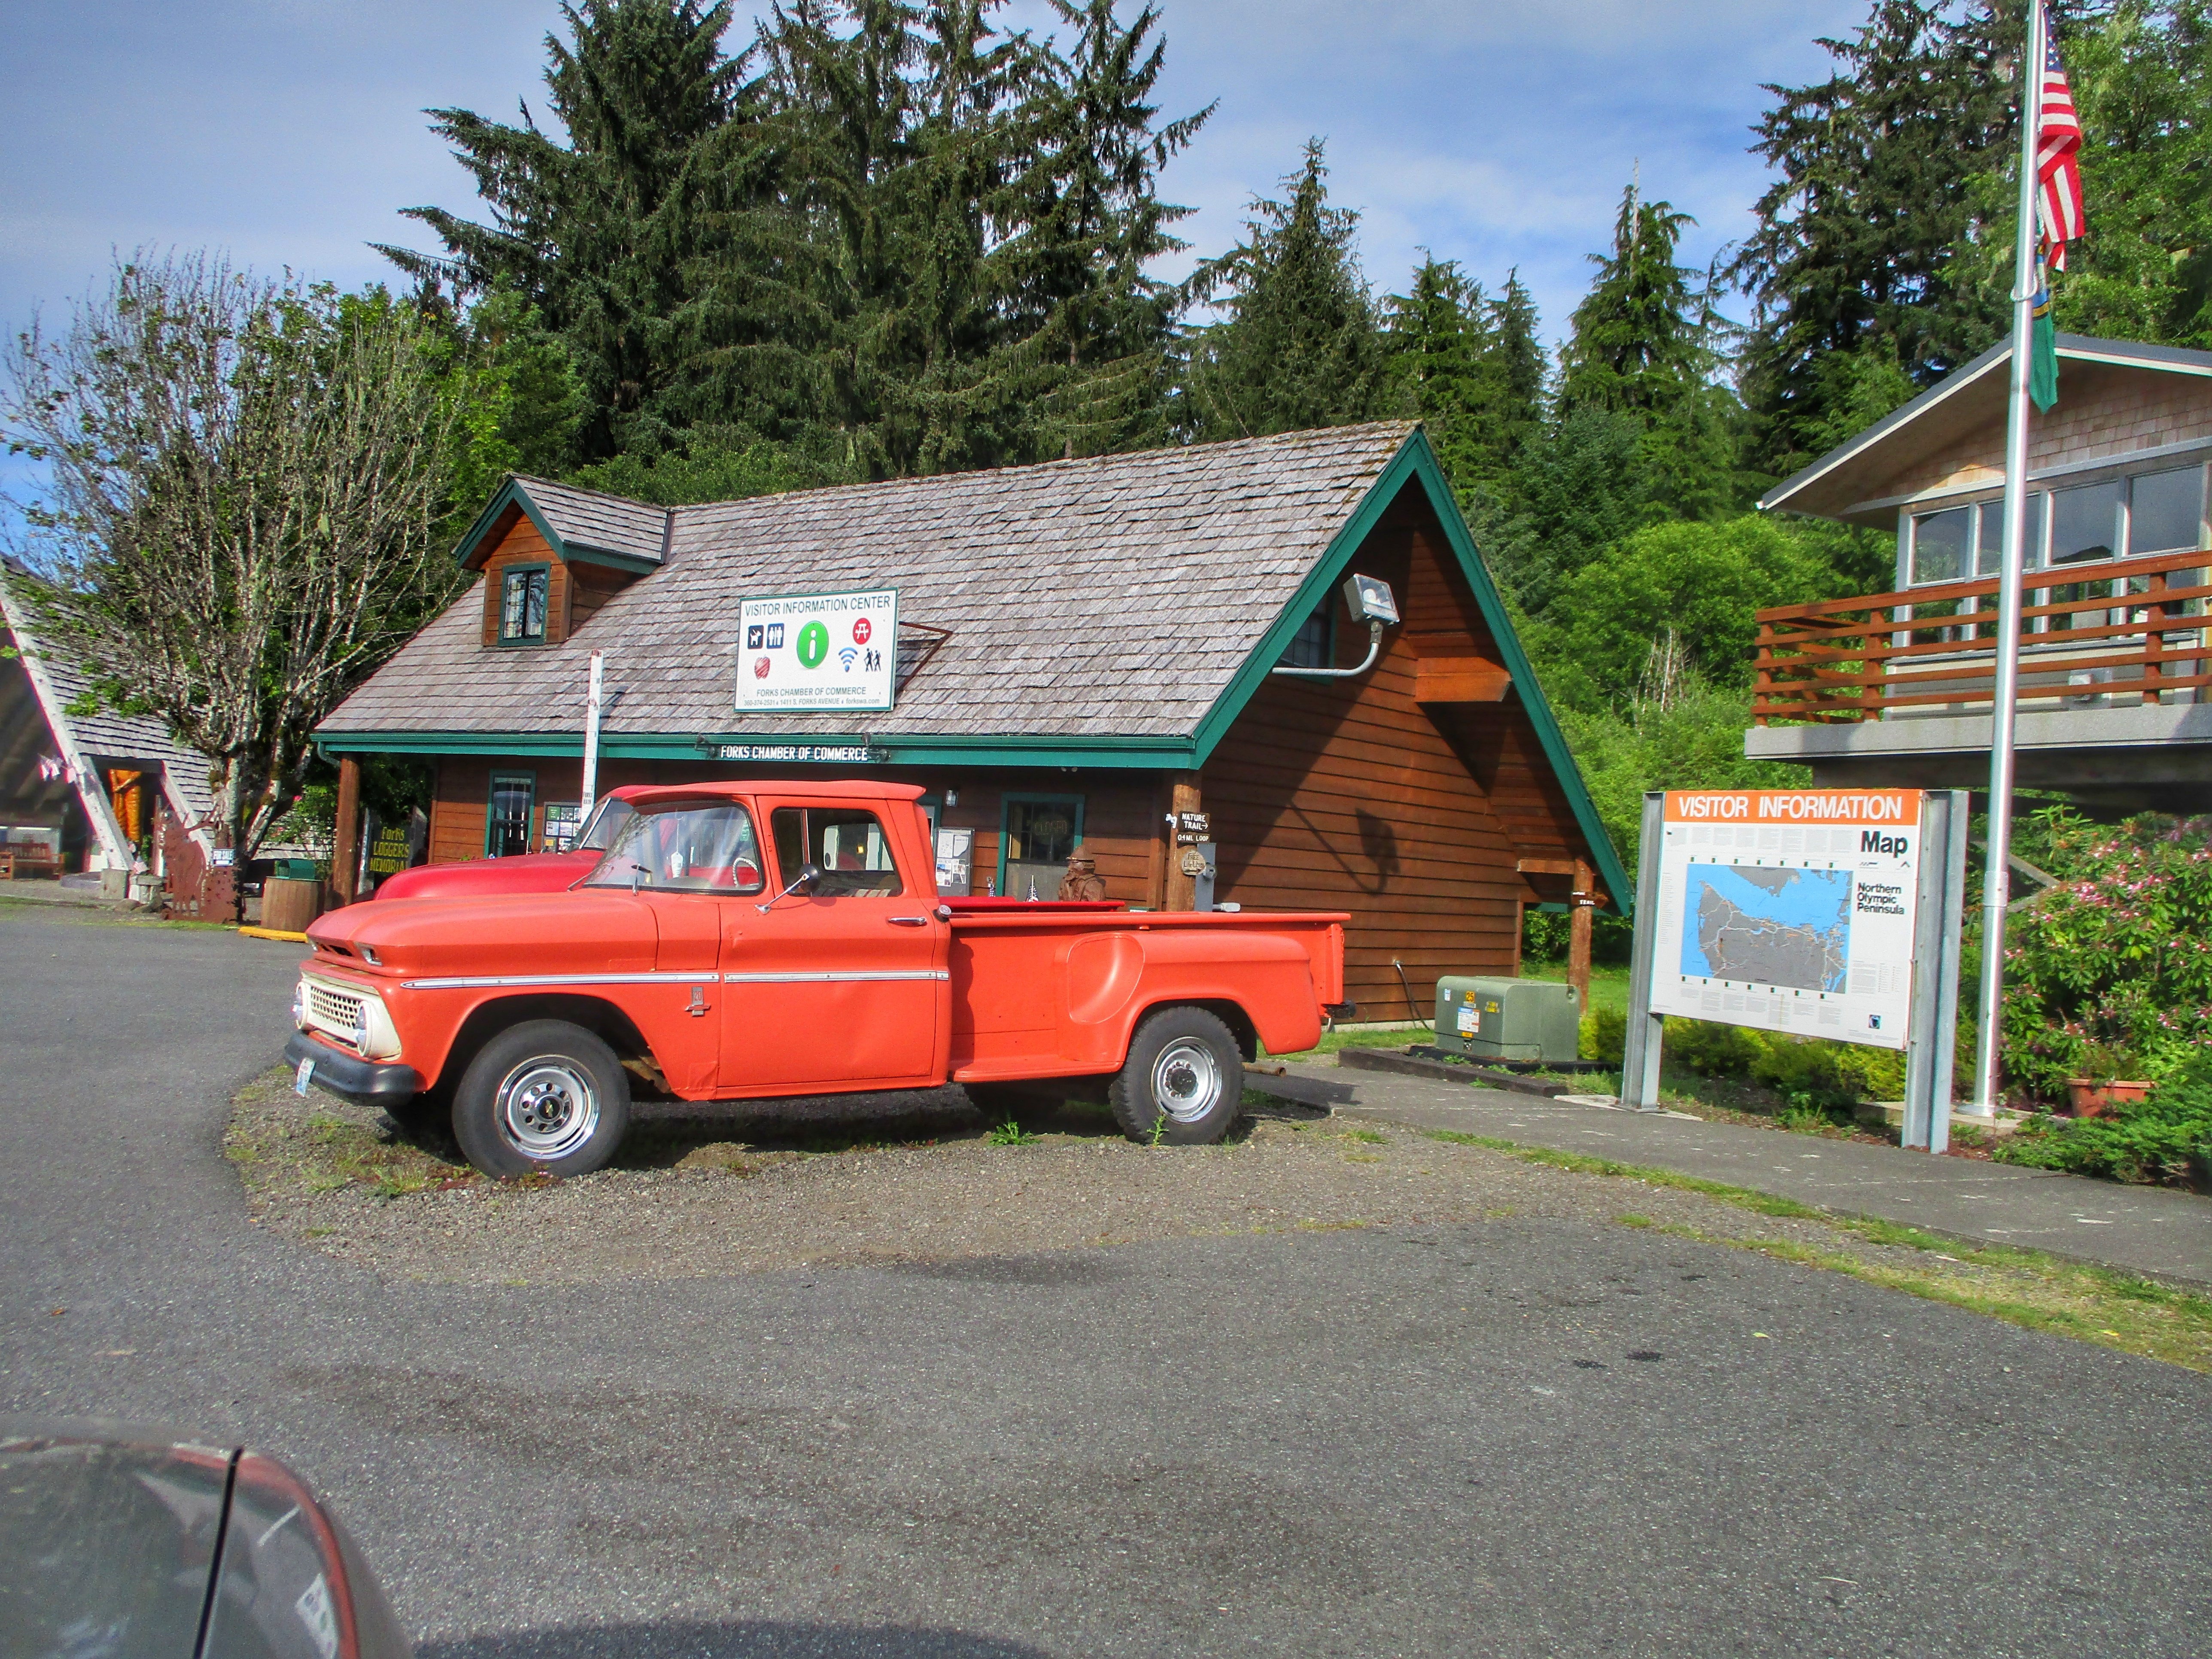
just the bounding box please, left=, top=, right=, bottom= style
left=583, top=802, right=765, bottom=894
left=573, top=794, right=636, bottom=851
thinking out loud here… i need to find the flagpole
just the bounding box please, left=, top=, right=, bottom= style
left=1970, top=0, right=2047, bottom=1118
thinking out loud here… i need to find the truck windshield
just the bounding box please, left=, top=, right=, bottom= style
left=583, top=803, right=765, bottom=894
left=574, top=794, right=636, bottom=852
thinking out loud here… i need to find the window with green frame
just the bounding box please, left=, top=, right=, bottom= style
left=998, top=793, right=1083, bottom=898
left=486, top=772, right=536, bottom=857
left=499, top=564, right=550, bottom=643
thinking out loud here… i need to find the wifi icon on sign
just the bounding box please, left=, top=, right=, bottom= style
left=837, top=647, right=859, bottom=672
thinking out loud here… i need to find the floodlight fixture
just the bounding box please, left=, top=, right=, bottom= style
left=1341, top=574, right=1399, bottom=626
left=1272, top=573, right=1401, bottom=680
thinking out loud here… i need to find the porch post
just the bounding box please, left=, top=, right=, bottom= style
left=1568, top=857, right=1595, bottom=1009
left=331, top=756, right=362, bottom=905
left=1162, top=773, right=1202, bottom=912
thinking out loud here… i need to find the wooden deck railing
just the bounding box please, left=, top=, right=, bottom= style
left=1751, top=544, right=2212, bottom=725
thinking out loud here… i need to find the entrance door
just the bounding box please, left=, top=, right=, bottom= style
left=719, top=801, right=947, bottom=1091
left=486, top=772, right=535, bottom=857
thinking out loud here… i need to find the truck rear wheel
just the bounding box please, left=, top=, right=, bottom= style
left=1110, top=1006, right=1244, bottom=1146
left=452, top=1019, right=630, bottom=1179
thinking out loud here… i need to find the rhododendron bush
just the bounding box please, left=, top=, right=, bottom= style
left=1996, top=809, right=2212, bottom=1103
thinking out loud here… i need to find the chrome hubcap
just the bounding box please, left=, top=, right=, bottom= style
left=1151, top=1038, right=1223, bottom=1124
left=495, top=1059, right=601, bottom=1161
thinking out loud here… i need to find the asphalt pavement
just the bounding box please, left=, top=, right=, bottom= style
left=3, top=901, right=2209, bottom=1657
left=1249, top=1054, right=2212, bottom=1286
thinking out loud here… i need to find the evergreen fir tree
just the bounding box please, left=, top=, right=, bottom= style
left=1179, top=139, right=1390, bottom=441
left=1729, top=0, right=2017, bottom=476
left=1476, top=271, right=1547, bottom=482
left=1384, top=256, right=1491, bottom=489
left=380, top=0, right=753, bottom=460
left=1559, top=184, right=1745, bottom=520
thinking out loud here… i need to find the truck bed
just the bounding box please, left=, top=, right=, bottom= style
left=945, top=909, right=1347, bottom=1083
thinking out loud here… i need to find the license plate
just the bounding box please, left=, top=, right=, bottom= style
left=295, top=1056, right=316, bottom=1096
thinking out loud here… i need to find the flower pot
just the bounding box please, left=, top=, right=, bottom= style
left=2064, top=1078, right=2153, bottom=1118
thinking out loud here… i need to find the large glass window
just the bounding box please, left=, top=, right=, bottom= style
left=500, top=565, right=549, bottom=643
left=2128, top=467, right=2205, bottom=556
left=769, top=807, right=903, bottom=898
left=1000, top=795, right=1082, bottom=899
left=485, top=773, right=535, bottom=858
left=1909, top=507, right=1971, bottom=585
left=584, top=803, right=764, bottom=893
left=1975, top=493, right=2045, bottom=576
left=2050, top=480, right=2124, bottom=566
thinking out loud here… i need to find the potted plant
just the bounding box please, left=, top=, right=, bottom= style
left=2064, top=1041, right=2154, bottom=1118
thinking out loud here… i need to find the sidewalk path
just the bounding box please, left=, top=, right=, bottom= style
left=1249, top=1057, right=2212, bottom=1288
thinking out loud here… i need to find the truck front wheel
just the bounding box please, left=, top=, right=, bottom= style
left=1110, top=1007, right=1244, bottom=1146
left=452, top=1020, right=631, bottom=1179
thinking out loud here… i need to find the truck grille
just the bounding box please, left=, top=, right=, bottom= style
left=304, top=981, right=365, bottom=1047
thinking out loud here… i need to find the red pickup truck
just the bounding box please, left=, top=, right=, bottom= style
left=286, top=781, right=1346, bottom=1176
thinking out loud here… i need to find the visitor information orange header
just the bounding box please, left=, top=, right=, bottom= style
left=1663, top=789, right=1921, bottom=827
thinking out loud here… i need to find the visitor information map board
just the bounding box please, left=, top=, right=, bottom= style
left=1646, top=789, right=1924, bottom=1051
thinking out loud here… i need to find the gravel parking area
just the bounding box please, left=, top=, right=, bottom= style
left=221, top=1070, right=2212, bottom=1372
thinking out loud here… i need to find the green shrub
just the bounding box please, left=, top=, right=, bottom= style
left=1994, top=808, right=2212, bottom=1102
left=1994, top=1050, right=2212, bottom=1185
left=1583, top=1005, right=1626, bottom=1064
left=1665, top=1018, right=1761, bottom=1079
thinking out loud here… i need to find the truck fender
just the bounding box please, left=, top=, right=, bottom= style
left=431, top=993, right=659, bottom=1096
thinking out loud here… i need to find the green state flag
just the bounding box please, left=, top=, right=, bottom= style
left=2030, top=275, right=2059, bottom=411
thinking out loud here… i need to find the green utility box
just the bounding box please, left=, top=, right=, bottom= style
left=1433, top=976, right=1580, bottom=1063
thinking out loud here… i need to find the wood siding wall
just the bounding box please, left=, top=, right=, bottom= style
left=426, top=758, right=1163, bottom=903
left=1206, top=491, right=1600, bottom=1015
left=477, top=511, right=575, bottom=647
left=1872, top=363, right=2212, bottom=506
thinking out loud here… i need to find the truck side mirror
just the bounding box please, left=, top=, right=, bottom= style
left=756, top=862, right=824, bottom=914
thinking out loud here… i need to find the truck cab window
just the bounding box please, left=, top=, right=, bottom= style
left=583, top=803, right=764, bottom=893
left=770, top=808, right=904, bottom=898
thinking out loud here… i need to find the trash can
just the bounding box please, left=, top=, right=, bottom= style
left=261, top=877, right=324, bottom=934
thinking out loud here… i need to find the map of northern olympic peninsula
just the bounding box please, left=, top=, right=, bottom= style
left=1679, top=864, right=1852, bottom=993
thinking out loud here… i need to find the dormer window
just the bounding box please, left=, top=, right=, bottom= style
left=499, top=565, right=549, bottom=644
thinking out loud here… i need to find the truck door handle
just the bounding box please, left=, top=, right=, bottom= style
left=887, top=915, right=930, bottom=927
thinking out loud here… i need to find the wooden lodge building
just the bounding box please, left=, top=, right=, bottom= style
left=315, top=422, right=1626, bottom=1016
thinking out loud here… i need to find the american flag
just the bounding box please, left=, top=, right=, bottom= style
left=2036, top=36, right=2086, bottom=266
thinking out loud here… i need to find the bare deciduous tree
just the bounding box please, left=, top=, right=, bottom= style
left=4, top=253, right=466, bottom=909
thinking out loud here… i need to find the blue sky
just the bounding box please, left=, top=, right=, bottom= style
left=3, top=0, right=1871, bottom=380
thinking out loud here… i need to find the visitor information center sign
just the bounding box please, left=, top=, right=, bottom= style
left=735, top=589, right=897, bottom=714
left=1647, top=789, right=1923, bottom=1051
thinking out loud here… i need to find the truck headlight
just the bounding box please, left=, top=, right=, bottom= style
left=354, top=1001, right=372, bottom=1051
left=292, top=981, right=309, bottom=1030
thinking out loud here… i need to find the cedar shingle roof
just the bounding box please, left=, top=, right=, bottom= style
left=322, top=422, right=1417, bottom=742
left=513, top=476, right=669, bottom=566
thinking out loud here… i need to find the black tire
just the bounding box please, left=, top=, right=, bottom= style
left=1109, top=1006, right=1244, bottom=1146
left=451, top=1019, right=630, bottom=1179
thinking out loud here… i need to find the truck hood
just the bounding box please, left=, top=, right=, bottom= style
left=307, top=891, right=658, bottom=979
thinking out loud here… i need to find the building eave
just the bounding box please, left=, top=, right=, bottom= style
left=1759, top=333, right=2212, bottom=523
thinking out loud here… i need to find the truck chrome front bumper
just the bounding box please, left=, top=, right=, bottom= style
left=286, top=1031, right=422, bottom=1102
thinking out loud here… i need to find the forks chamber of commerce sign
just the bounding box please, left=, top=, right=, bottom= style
left=1646, top=789, right=1924, bottom=1051
left=733, top=589, right=897, bottom=714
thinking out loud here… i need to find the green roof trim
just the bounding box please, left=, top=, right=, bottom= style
left=1188, top=429, right=1631, bottom=916
left=316, top=728, right=1197, bottom=769
left=450, top=476, right=659, bottom=574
